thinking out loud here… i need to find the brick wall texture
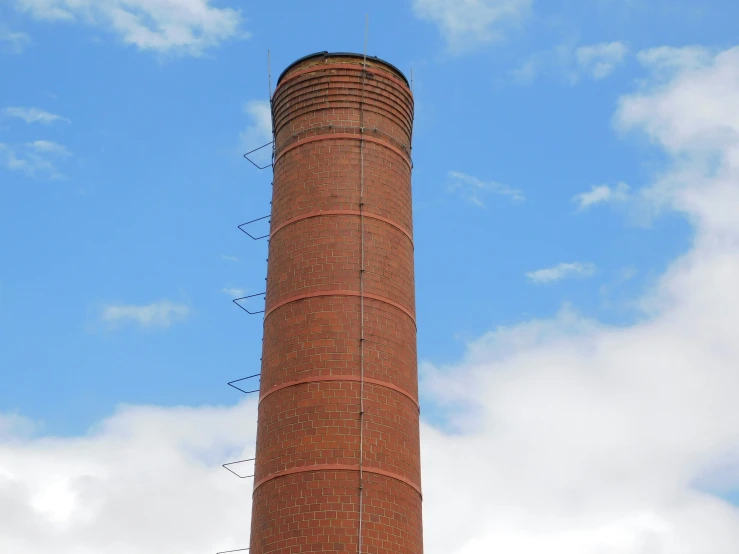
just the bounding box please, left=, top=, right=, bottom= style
left=249, top=53, right=422, bottom=554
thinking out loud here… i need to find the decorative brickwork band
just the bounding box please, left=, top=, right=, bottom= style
left=259, top=375, right=420, bottom=409
left=275, top=63, right=413, bottom=96
left=270, top=210, right=414, bottom=244
left=264, top=289, right=416, bottom=324
left=274, top=134, right=412, bottom=169
left=253, top=464, right=423, bottom=497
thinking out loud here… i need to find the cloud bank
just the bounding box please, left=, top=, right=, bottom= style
left=0, top=402, right=257, bottom=553
left=422, top=44, right=739, bottom=553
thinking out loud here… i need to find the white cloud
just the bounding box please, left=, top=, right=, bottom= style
left=572, top=182, right=631, bottom=210
left=619, top=46, right=739, bottom=156
left=0, top=414, right=38, bottom=441
left=526, top=262, right=597, bottom=284
left=447, top=170, right=524, bottom=207
left=221, top=288, right=245, bottom=299
left=0, top=140, right=72, bottom=179
left=636, top=46, right=714, bottom=75
left=221, top=255, right=239, bottom=263
left=412, top=0, right=531, bottom=52
left=0, top=25, right=31, bottom=54
left=512, top=41, right=580, bottom=84
left=27, top=140, right=71, bottom=157
left=1, top=107, right=69, bottom=125
left=240, top=100, right=272, bottom=145
left=599, top=266, right=639, bottom=298
left=0, top=401, right=257, bottom=553
left=13, top=0, right=245, bottom=56
left=420, top=43, right=739, bottom=554
left=510, top=56, right=539, bottom=84
left=0, top=143, right=31, bottom=175
left=239, top=99, right=272, bottom=166
left=514, top=41, right=628, bottom=85
left=576, top=41, right=629, bottom=79
left=100, top=300, right=190, bottom=329
left=616, top=45, right=739, bottom=227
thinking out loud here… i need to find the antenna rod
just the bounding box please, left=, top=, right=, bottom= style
left=363, top=14, right=369, bottom=64
left=268, top=49, right=273, bottom=100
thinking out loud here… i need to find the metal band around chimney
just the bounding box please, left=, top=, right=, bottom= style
left=270, top=210, right=414, bottom=245
left=274, top=134, right=412, bottom=170
left=259, top=375, right=420, bottom=409
left=252, top=464, right=422, bottom=497
left=263, top=290, right=416, bottom=326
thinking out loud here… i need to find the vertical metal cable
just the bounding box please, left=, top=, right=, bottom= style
left=358, top=14, right=369, bottom=554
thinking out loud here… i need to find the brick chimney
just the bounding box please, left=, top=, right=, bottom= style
left=251, top=52, right=422, bottom=554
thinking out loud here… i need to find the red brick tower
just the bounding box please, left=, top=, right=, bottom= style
left=250, top=52, right=421, bottom=554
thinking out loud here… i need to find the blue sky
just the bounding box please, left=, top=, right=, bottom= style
left=0, top=0, right=706, bottom=433
left=2, top=1, right=739, bottom=553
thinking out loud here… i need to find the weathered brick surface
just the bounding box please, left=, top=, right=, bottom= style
left=271, top=141, right=413, bottom=234
left=266, top=215, right=415, bottom=311
left=252, top=472, right=422, bottom=554
left=250, top=53, right=422, bottom=554
left=261, top=297, right=418, bottom=397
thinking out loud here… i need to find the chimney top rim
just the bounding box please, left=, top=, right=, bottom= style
left=276, top=51, right=410, bottom=88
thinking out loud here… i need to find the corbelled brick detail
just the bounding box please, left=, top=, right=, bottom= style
left=250, top=53, right=422, bottom=554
